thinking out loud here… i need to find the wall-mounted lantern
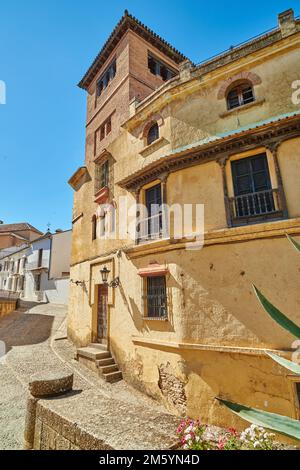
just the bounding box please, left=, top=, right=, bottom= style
left=100, top=266, right=120, bottom=288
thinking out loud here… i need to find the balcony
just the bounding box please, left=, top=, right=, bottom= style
left=228, top=188, right=284, bottom=226
left=26, top=261, right=48, bottom=272
left=137, top=213, right=165, bottom=244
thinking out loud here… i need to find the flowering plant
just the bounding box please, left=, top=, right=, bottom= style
left=217, top=428, right=242, bottom=450
left=176, top=418, right=212, bottom=450
left=177, top=419, right=277, bottom=450
left=240, top=424, right=276, bottom=450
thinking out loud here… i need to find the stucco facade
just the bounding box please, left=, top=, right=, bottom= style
left=68, top=10, right=300, bottom=430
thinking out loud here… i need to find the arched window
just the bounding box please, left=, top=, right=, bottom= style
left=147, top=122, right=159, bottom=145
left=92, top=215, right=97, bottom=241
left=227, top=82, right=255, bottom=110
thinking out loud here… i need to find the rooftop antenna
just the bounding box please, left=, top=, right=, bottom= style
left=47, top=222, right=51, bottom=233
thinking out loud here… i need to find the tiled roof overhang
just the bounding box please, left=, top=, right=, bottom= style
left=118, top=111, right=300, bottom=191
left=78, top=11, right=189, bottom=90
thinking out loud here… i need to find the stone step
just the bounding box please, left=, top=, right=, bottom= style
left=103, top=371, right=123, bottom=383
left=88, top=343, right=108, bottom=351
left=17, top=300, right=41, bottom=310
left=77, top=347, right=110, bottom=361
left=96, top=358, right=115, bottom=367
left=99, top=364, right=119, bottom=375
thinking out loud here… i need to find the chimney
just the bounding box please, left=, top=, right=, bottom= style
left=278, top=9, right=296, bottom=38
left=179, top=60, right=193, bottom=81
left=55, top=229, right=63, bottom=233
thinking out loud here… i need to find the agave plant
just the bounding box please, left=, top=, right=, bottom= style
left=219, top=235, right=300, bottom=442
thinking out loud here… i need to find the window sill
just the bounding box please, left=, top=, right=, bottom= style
left=219, top=98, right=265, bottom=118
left=72, top=213, right=83, bottom=224
left=143, top=316, right=168, bottom=322
left=140, top=137, right=169, bottom=157
left=231, top=210, right=284, bottom=227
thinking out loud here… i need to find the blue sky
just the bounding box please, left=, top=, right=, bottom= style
left=0, top=1, right=299, bottom=232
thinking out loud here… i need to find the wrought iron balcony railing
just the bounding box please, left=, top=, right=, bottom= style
left=137, top=213, right=165, bottom=244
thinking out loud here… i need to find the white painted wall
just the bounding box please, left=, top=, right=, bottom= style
left=0, top=231, right=71, bottom=305
left=49, top=230, right=71, bottom=279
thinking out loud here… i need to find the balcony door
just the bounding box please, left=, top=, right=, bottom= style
left=231, top=153, right=275, bottom=217
left=145, top=184, right=162, bottom=239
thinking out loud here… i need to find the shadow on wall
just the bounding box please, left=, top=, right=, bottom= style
left=0, top=311, right=54, bottom=354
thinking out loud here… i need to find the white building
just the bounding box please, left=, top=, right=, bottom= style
left=0, top=230, right=71, bottom=305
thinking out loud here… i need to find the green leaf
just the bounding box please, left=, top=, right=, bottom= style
left=267, top=351, right=300, bottom=375
left=287, top=234, right=300, bottom=253
left=253, top=285, right=300, bottom=339
left=218, top=399, right=300, bottom=441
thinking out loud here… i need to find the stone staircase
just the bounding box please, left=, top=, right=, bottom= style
left=76, top=343, right=122, bottom=383
left=17, top=300, right=45, bottom=310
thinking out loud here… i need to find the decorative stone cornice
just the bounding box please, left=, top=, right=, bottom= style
left=118, top=112, right=300, bottom=192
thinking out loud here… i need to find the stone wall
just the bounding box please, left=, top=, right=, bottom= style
left=32, top=403, right=112, bottom=450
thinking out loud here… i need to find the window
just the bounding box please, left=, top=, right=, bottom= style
left=227, top=82, right=255, bottom=110
left=148, top=54, right=176, bottom=81
left=38, top=249, right=43, bottom=268
left=145, top=276, right=167, bottom=318
left=147, top=122, right=159, bottom=145
left=96, top=60, right=116, bottom=97
left=97, top=117, right=112, bottom=143
left=95, top=160, right=109, bottom=194
left=92, top=215, right=97, bottom=241
left=35, top=274, right=41, bottom=292
left=296, top=382, right=300, bottom=408
left=138, top=183, right=164, bottom=243
left=231, top=153, right=276, bottom=218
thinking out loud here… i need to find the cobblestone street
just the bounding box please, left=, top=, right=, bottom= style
left=0, top=304, right=179, bottom=450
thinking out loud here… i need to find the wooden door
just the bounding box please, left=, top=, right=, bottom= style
left=97, top=285, right=108, bottom=343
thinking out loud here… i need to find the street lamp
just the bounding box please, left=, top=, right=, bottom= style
left=100, top=266, right=120, bottom=288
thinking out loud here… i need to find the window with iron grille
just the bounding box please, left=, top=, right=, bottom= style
left=95, top=160, right=109, bottom=194
left=227, top=82, right=255, bottom=110
left=231, top=153, right=275, bottom=218
left=96, top=59, right=116, bottom=97
left=148, top=53, right=176, bottom=81
left=145, top=276, right=167, bottom=318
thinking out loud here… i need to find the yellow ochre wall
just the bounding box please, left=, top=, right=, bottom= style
left=69, top=23, right=300, bottom=433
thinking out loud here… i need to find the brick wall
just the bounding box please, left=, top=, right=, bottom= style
left=84, top=30, right=180, bottom=165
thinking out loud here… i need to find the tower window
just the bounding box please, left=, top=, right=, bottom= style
left=96, top=59, right=117, bottom=98
left=148, top=54, right=176, bottom=81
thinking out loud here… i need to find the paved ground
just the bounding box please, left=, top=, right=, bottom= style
left=0, top=304, right=179, bottom=450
